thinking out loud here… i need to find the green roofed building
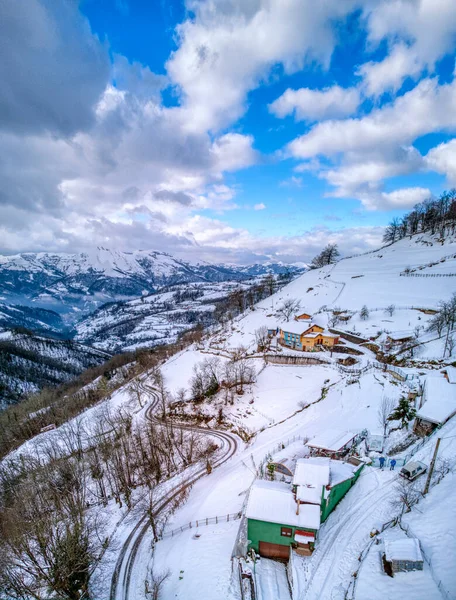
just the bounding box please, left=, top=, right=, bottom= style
left=246, top=457, right=363, bottom=559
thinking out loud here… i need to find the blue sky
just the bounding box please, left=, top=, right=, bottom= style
left=1, top=0, right=456, bottom=263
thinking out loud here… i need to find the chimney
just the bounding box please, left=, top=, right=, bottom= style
left=296, top=500, right=300, bottom=516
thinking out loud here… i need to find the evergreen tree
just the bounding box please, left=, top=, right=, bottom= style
left=388, top=396, right=416, bottom=428
left=360, top=305, right=369, bottom=320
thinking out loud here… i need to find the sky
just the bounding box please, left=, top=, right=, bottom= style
left=0, top=0, right=455, bottom=264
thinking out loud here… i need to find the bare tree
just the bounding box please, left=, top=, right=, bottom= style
left=385, top=304, right=395, bottom=317
left=254, top=326, right=270, bottom=352
left=391, top=478, right=423, bottom=516
left=378, top=396, right=396, bottom=436
left=277, top=298, right=301, bottom=321
left=145, top=569, right=171, bottom=599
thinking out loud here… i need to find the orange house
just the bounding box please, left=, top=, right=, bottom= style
left=279, top=322, right=339, bottom=351
left=295, top=312, right=312, bottom=321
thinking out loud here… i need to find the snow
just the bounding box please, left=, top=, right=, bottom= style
left=306, top=430, right=356, bottom=452
left=255, top=557, right=291, bottom=600
left=293, top=458, right=330, bottom=488
left=384, top=538, right=423, bottom=562
left=416, top=375, right=456, bottom=424
left=446, top=365, right=456, bottom=384
left=246, top=480, right=321, bottom=530
left=355, top=529, right=439, bottom=600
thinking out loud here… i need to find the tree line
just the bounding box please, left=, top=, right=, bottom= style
left=383, top=190, right=456, bottom=243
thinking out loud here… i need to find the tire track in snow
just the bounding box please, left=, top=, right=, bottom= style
left=298, top=469, right=397, bottom=600
left=110, top=383, right=239, bottom=600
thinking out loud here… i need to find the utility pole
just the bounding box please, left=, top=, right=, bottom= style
left=423, top=437, right=441, bottom=495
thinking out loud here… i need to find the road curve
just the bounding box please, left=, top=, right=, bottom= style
left=110, top=383, right=239, bottom=600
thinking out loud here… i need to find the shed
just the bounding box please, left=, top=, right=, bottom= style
left=246, top=480, right=320, bottom=559
left=414, top=375, right=456, bottom=435
left=306, top=430, right=357, bottom=457
left=269, top=457, right=294, bottom=478
left=384, top=538, right=424, bottom=574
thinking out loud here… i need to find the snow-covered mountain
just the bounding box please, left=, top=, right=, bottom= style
left=0, top=248, right=303, bottom=324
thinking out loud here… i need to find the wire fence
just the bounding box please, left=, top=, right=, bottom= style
left=160, top=511, right=242, bottom=539
left=400, top=273, right=456, bottom=277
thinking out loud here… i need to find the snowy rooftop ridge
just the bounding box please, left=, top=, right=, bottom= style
left=306, top=430, right=356, bottom=452
left=245, top=480, right=321, bottom=530
left=384, top=538, right=423, bottom=562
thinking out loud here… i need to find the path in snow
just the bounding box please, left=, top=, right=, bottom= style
left=255, top=558, right=291, bottom=600
left=295, top=467, right=398, bottom=600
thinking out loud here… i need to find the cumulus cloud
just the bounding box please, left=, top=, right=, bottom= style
left=359, top=0, right=456, bottom=96
left=425, top=139, right=456, bottom=184
left=254, top=203, right=266, bottom=210
left=288, top=78, right=456, bottom=159
left=269, top=85, right=360, bottom=121
left=166, top=0, right=364, bottom=133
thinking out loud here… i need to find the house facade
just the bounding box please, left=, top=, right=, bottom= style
left=246, top=458, right=363, bottom=560
left=279, top=322, right=339, bottom=351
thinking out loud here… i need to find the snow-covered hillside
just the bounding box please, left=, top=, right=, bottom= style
left=2, top=231, right=456, bottom=600
left=75, top=279, right=256, bottom=352
left=0, top=332, right=110, bottom=406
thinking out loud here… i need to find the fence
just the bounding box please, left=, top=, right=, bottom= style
left=400, top=273, right=456, bottom=277
left=345, top=518, right=397, bottom=599
left=160, top=511, right=242, bottom=539
left=400, top=522, right=455, bottom=600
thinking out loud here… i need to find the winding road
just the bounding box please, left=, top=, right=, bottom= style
left=109, top=382, right=239, bottom=600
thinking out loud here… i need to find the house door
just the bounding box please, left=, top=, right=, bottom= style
left=258, top=541, right=290, bottom=560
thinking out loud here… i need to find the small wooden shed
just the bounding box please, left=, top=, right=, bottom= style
left=384, top=538, right=424, bottom=574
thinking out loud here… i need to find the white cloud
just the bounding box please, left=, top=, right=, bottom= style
left=358, top=44, right=423, bottom=97
left=166, top=0, right=364, bottom=133
left=254, top=203, right=266, bottom=210
left=359, top=186, right=432, bottom=211
left=288, top=78, right=456, bottom=159
left=210, top=133, right=257, bottom=172
left=269, top=85, right=360, bottom=121
left=359, top=0, right=456, bottom=96
left=425, top=139, right=456, bottom=184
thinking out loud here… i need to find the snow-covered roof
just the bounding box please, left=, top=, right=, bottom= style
left=246, top=480, right=321, bottom=530
left=416, top=376, right=456, bottom=425
left=296, top=484, right=322, bottom=504
left=306, top=430, right=356, bottom=452
left=387, top=331, right=414, bottom=341
left=446, top=366, right=456, bottom=384
left=385, top=538, right=423, bottom=562
left=329, top=460, right=359, bottom=486
left=279, top=321, right=313, bottom=335
left=293, top=457, right=330, bottom=488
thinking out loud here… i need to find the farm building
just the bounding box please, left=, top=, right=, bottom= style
left=385, top=331, right=414, bottom=350
left=246, top=458, right=363, bottom=559
left=384, top=537, right=424, bottom=574
left=414, top=375, right=456, bottom=436
left=295, top=312, right=312, bottom=321
left=246, top=480, right=320, bottom=559
left=306, top=429, right=357, bottom=457
left=278, top=321, right=339, bottom=351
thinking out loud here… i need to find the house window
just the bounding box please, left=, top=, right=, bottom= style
left=281, top=527, right=292, bottom=537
